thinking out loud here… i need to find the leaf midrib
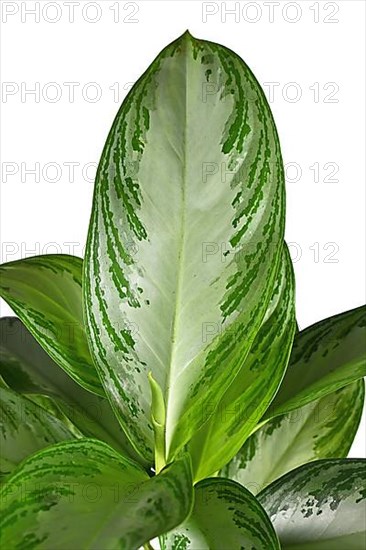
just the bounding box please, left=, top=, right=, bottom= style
left=164, top=35, right=189, bottom=446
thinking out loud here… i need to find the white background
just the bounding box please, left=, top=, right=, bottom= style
left=1, top=0, right=365, bottom=457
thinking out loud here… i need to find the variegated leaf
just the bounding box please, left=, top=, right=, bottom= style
left=264, top=305, right=366, bottom=422
left=258, top=459, right=366, bottom=549
left=0, top=317, right=149, bottom=466
left=0, top=386, right=75, bottom=478
left=221, top=379, right=364, bottom=494
left=189, top=243, right=296, bottom=480
left=84, top=31, right=285, bottom=464
left=0, top=440, right=193, bottom=550
left=160, top=477, right=280, bottom=549
left=0, top=255, right=103, bottom=395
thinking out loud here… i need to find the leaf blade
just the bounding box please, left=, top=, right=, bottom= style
left=0, top=317, right=149, bottom=465
left=0, top=386, right=75, bottom=477
left=84, top=31, right=285, bottom=462
left=189, top=243, right=296, bottom=479
left=221, top=379, right=365, bottom=494
left=0, top=255, right=102, bottom=396
left=258, top=459, right=366, bottom=549
left=161, top=477, right=280, bottom=549
left=0, top=440, right=193, bottom=550
left=264, top=305, right=366, bottom=422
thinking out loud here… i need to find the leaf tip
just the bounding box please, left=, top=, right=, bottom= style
left=179, top=29, right=196, bottom=42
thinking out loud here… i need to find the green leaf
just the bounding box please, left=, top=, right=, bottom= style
left=258, top=459, right=366, bottom=549
left=0, top=317, right=149, bottom=466
left=148, top=372, right=166, bottom=473
left=25, top=394, right=83, bottom=438
left=83, top=31, right=285, bottom=464
left=263, top=305, right=366, bottom=423
left=0, top=440, right=193, bottom=550
left=0, top=386, right=75, bottom=477
left=0, top=255, right=103, bottom=396
left=160, top=477, right=280, bottom=549
left=221, top=379, right=364, bottom=494
left=189, top=243, right=296, bottom=480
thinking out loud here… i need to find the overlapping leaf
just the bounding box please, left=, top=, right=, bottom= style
left=0, top=440, right=193, bottom=550
left=189, top=243, right=296, bottom=480
left=263, top=305, right=366, bottom=422
left=258, top=459, right=366, bottom=549
left=221, top=380, right=364, bottom=494
left=161, top=478, right=280, bottom=549
left=0, top=317, right=148, bottom=465
left=0, top=386, right=75, bottom=478
left=84, top=31, right=285, bottom=464
left=0, top=255, right=102, bottom=395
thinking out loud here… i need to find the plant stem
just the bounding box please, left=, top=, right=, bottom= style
left=143, top=542, right=154, bottom=550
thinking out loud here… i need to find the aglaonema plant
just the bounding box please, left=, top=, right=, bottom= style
left=0, top=31, right=365, bottom=549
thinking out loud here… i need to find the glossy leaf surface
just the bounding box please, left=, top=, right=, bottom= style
left=259, top=459, right=366, bottom=549
left=84, top=31, right=285, bottom=463
left=189, top=244, right=296, bottom=480
left=161, top=477, right=280, bottom=549
left=221, top=380, right=364, bottom=494
left=0, top=386, right=75, bottom=477
left=264, top=305, right=366, bottom=422
left=0, top=317, right=148, bottom=465
left=0, top=255, right=103, bottom=395
left=0, top=440, right=193, bottom=550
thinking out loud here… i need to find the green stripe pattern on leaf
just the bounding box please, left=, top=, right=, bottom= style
left=0, top=386, right=75, bottom=478
left=161, top=477, right=280, bottom=549
left=264, top=305, right=366, bottom=421
left=189, top=243, right=296, bottom=480
left=0, top=440, right=193, bottom=550
left=221, top=379, right=364, bottom=494
left=84, top=31, right=285, bottom=464
left=0, top=255, right=102, bottom=396
left=258, top=459, right=366, bottom=549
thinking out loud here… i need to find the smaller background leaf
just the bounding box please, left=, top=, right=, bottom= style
left=258, top=459, right=366, bottom=549
left=0, top=386, right=75, bottom=478
left=0, top=255, right=103, bottom=395
left=0, top=317, right=149, bottom=466
left=264, top=305, right=366, bottom=422
left=221, top=379, right=364, bottom=494
left=161, top=477, right=280, bottom=549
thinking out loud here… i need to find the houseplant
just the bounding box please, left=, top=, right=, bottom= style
left=1, top=31, right=365, bottom=549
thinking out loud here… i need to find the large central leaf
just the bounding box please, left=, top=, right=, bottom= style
left=84, top=31, right=285, bottom=462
